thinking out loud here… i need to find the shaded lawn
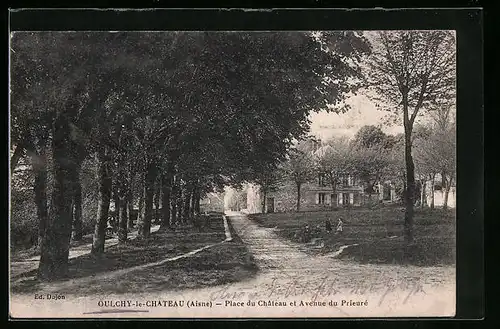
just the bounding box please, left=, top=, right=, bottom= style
left=11, top=235, right=95, bottom=262
left=62, top=237, right=259, bottom=296
left=249, top=206, right=455, bottom=266
left=9, top=212, right=226, bottom=260
left=12, top=220, right=225, bottom=292
left=11, top=217, right=258, bottom=295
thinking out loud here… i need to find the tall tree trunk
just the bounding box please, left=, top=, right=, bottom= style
left=153, top=178, right=161, bottom=224
left=443, top=175, right=453, bottom=210
left=116, top=162, right=128, bottom=243
left=91, top=149, right=112, bottom=255
left=420, top=179, right=426, bottom=210
left=136, top=156, right=146, bottom=235
left=430, top=174, right=436, bottom=210
left=331, top=178, right=337, bottom=195
left=127, top=164, right=136, bottom=231
left=71, top=163, right=83, bottom=241
left=138, top=188, right=144, bottom=222
left=330, top=178, right=338, bottom=206
left=138, top=161, right=156, bottom=239
left=401, top=173, right=407, bottom=204
left=189, top=186, right=197, bottom=219
left=296, top=182, right=301, bottom=212
left=183, top=188, right=192, bottom=223
left=137, top=185, right=146, bottom=235
left=403, top=111, right=415, bottom=244
left=118, top=190, right=128, bottom=243
left=194, top=190, right=201, bottom=215
left=261, top=189, right=267, bottom=213
left=32, top=146, right=48, bottom=250
left=176, top=186, right=184, bottom=224
left=38, top=115, right=77, bottom=280
left=127, top=186, right=134, bottom=231
left=192, top=186, right=201, bottom=216
left=112, top=183, right=120, bottom=234
left=160, top=170, right=172, bottom=230
left=171, top=176, right=178, bottom=226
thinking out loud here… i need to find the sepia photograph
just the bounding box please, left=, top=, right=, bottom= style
left=9, top=27, right=458, bottom=318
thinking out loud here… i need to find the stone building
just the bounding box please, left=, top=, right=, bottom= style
left=246, top=174, right=397, bottom=214
left=246, top=174, right=387, bottom=214
left=245, top=143, right=398, bottom=214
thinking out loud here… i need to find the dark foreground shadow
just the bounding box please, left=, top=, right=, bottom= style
left=11, top=218, right=258, bottom=295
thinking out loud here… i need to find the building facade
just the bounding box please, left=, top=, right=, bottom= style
left=246, top=173, right=397, bottom=214
left=245, top=142, right=401, bottom=214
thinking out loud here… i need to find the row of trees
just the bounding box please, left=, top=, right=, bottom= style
left=10, top=32, right=370, bottom=280
left=413, top=107, right=456, bottom=210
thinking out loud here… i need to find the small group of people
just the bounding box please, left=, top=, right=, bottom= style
left=325, top=218, right=343, bottom=234
left=301, top=217, right=343, bottom=243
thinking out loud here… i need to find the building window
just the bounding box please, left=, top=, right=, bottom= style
left=318, top=173, right=327, bottom=187
left=342, top=193, right=349, bottom=205
left=331, top=193, right=337, bottom=206
left=318, top=193, right=326, bottom=205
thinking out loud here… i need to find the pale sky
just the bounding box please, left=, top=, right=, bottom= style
left=310, top=30, right=455, bottom=142
left=308, top=94, right=404, bottom=141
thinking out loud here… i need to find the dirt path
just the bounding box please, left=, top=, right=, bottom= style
left=227, top=212, right=455, bottom=288
left=10, top=213, right=456, bottom=318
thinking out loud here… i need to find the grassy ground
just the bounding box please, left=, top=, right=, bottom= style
left=249, top=205, right=455, bottom=266
left=11, top=215, right=258, bottom=295
left=11, top=235, right=95, bottom=262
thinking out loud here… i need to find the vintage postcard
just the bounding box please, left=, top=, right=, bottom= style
left=9, top=25, right=458, bottom=318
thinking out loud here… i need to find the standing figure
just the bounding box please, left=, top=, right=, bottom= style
left=325, top=219, right=332, bottom=233
left=336, top=218, right=343, bottom=234
left=302, top=224, right=311, bottom=243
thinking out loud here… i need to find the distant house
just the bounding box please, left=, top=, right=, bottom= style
left=246, top=144, right=396, bottom=214
left=199, top=192, right=225, bottom=213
